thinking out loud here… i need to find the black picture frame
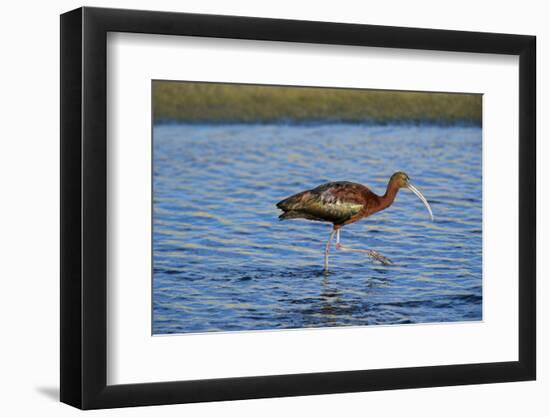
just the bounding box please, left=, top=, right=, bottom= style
left=60, top=6, right=536, bottom=410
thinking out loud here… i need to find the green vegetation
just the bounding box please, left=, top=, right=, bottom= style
left=153, top=81, right=481, bottom=125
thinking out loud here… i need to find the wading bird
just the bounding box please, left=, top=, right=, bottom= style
left=276, top=172, right=434, bottom=270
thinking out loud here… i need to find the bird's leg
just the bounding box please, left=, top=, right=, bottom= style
left=324, top=228, right=336, bottom=271
left=335, top=228, right=392, bottom=265
left=335, top=228, right=347, bottom=251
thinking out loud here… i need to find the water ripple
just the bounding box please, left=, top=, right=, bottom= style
left=153, top=124, right=482, bottom=334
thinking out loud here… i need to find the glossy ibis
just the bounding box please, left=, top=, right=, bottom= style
left=276, top=172, right=434, bottom=270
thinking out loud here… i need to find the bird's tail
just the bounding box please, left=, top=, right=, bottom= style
left=278, top=211, right=299, bottom=221
left=276, top=199, right=290, bottom=210
left=277, top=193, right=313, bottom=221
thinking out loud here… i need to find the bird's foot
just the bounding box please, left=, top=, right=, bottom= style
left=364, top=250, right=393, bottom=265
left=336, top=245, right=392, bottom=265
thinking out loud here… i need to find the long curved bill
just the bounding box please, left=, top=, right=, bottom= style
left=407, top=183, right=434, bottom=221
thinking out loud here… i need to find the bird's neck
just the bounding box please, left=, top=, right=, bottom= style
left=380, top=181, right=400, bottom=209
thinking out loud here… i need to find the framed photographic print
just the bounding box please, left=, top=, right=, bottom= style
left=60, top=6, right=536, bottom=409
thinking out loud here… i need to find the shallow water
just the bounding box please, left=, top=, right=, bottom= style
left=153, top=123, right=482, bottom=334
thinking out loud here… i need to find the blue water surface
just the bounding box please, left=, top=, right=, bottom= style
left=153, top=123, right=482, bottom=334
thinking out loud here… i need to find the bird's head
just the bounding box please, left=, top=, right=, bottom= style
left=390, top=171, right=434, bottom=221
left=390, top=171, right=410, bottom=188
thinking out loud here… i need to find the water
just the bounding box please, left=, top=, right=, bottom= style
left=153, top=123, right=482, bottom=334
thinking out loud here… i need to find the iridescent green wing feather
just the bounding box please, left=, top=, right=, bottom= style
left=277, top=181, right=366, bottom=224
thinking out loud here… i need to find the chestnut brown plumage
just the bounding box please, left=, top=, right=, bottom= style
left=276, top=172, right=434, bottom=270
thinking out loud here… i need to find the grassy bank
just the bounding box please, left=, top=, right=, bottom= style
left=153, top=81, right=482, bottom=125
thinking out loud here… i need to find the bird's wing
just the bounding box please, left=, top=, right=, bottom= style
left=277, top=182, right=366, bottom=223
